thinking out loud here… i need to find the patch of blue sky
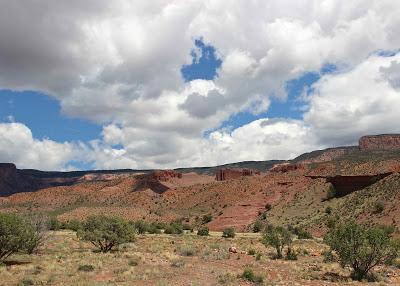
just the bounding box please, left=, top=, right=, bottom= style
left=181, top=39, right=222, bottom=82
left=0, top=89, right=102, bottom=142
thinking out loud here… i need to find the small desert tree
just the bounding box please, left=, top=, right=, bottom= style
left=78, top=216, right=136, bottom=253
left=262, top=225, right=293, bottom=259
left=222, top=227, right=235, bottom=238
left=324, top=220, right=400, bottom=281
left=0, top=213, right=42, bottom=261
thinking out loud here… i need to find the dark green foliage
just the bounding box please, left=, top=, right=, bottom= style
left=292, top=227, right=312, bottom=239
left=197, top=227, right=209, bottom=236
left=285, top=247, right=298, bottom=260
left=222, top=227, right=235, bottom=238
left=322, top=250, right=335, bottom=263
left=247, top=248, right=256, bottom=255
left=325, top=206, right=332, bottom=214
left=262, top=225, right=293, bottom=259
left=241, top=268, right=264, bottom=283
left=78, top=264, right=95, bottom=272
left=48, top=217, right=61, bottom=230
left=77, top=215, right=135, bottom=253
left=202, top=214, right=213, bottom=224
left=252, top=220, right=264, bottom=233
left=147, top=223, right=162, bottom=234
left=64, top=219, right=82, bottom=232
left=324, top=220, right=400, bottom=281
left=0, top=213, right=42, bottom=261
left=372, top=201, right=384, bottom=214
left=164, top=221, right=184, bottom=234
left=133, top=220, right=149, bottom=234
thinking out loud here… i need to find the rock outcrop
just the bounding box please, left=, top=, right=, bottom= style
left=359, top=134, right=400, bottom=151
left=269, top=163, right=304, bottom=173
left=215, top=168, right=259, bottom=181
left=308, top=173, right=392, bottom=196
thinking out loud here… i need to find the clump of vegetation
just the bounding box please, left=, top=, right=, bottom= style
left=78, top=264, right=95, bottom=272
left=133, top=220, right=150, bottom=234
left=325, top=206, right=332, bottom=214
left=222, top=228, right=235, bottom=238
left=262, top=225, right=292, bottom=259
left=252, top=220, right=264, bottom=233
left=170, top=258, right=185, bottom=267
left=372, top=201, right=384, bottom=214
left=164, top=221, right=184, bottom=234
left=0, top=213, right=43, bottom=261
left=247, top=248, right=256, bottom=255
left=324, top=220, right=400, bottom=281
left=47, top=217, right=62, bottom=231
left=217, top=272, right=236, bottom=285
left=197, top=226, right=209, bottom=236
left=292, top=227, right=312, bottom=239
left=240, top=268, right=264, bottom=284
left=265, top=203, right=272, bottom=211
left=285, top=248, right=298, bottom=260
left=177, top=244, right=197, bottom=256
left=64, top=219, right=82, bottom=232
left=202, top=214, right=213, bottom=224
left=322, top=250, right=335, bottom=263
left=77, top=215, right=135, bottom=253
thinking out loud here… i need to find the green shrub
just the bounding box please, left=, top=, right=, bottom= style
left=324, top=220, right=400, bottom=281
left=252, top=220, right=263, bottom=233
left=247, top=248, right=256, bottom=255
left=255, top=253, right=262, bottom=260
left=164, top=222, right=184, bottom=234
left=293, top=227, right=312, bottom=239
left=197, top=227, right=209, bottom=236
left=64, top=219, right=82, bottom=232
left=222, top=228, right=235, bottom=238
left=240, top=268, right=263, bottom=283
left=77, top=215, right=135, bottom=253
left=202, top=214, right=213, bottom=224
left=177, top=244, right=197, bottom=256
left=78, top=264, right=95, bottom=272
left=285, top=248, right=298, bottom=260
left=0, top=213, right=43, bottom=261
left=325, top=206, right=332, bottom=214
left=322, top=250, right=335, bottom=263
left=48, top=217, right=61, bottom=231
left=133, top=220, right=149, bottom=234
left=147, top=223, right=162, bottom=234
left=372, top=201, right=384, bottom=214
left=262, top=225, right=292, bottom=259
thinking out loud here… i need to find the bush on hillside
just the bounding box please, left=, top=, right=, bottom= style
left=164, top=221, right=184, bottom=234
left=0, top=213, right=43, bottom=261
left=222, top=227, right=235, bottom=238
left=202, top=214, right=213, bottom=224
left=252, top=220, right=264, bottom=233
left=197, top=227, right=209, bottom=236
left=77, top=215, right=135, bottom=253
left=262, top=225, right=293, bottom=259
left=324, top=220, right=400, bottom=281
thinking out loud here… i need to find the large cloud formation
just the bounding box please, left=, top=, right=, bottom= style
left=0, top=0, right=400, bottom=169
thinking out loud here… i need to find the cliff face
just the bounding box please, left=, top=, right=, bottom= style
left=359, top=134, right=400, bottom=151
left=0, top=163, right=39, bottom=196
left=215, top=168, right=259, bottom=181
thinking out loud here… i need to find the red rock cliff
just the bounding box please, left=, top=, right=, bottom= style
left=359, top=134, right=400, bottom=151
left=215, top=168, right=258, bottom=181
